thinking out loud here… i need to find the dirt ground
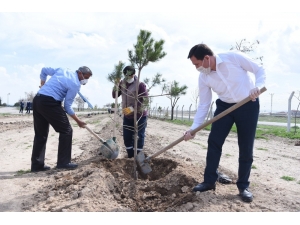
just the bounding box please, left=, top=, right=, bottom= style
left=0, top=112, right=299, bottom=212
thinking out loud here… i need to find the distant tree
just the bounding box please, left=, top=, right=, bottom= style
left=190, top=88, right=199, bottom=111
left=74, top=96, right=85, bottom=111
left=0, top=97, right=2, bottom=105
left=108, top=61, right=126, bottom=140
left=128, top=29, right=166, bottom=179
left=164, top=80, right=188, bottom=120
left=24, top=91, right=36, bottom=102
left=143, top=73, right=167, bottom=110
left=230, top=39, right=263, bottom=64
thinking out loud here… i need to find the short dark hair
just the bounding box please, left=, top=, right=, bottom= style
left=123, top=66, right=135, bottom=76
left=187, top=44, right=214, bottom=60
left=78, top=66, right=93, bottom=76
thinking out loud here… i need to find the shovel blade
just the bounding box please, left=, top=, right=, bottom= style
left=136, top=151, right=152, bottom=174
left=99, top=138, right=119, bottom=159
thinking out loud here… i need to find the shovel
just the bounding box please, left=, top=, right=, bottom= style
left=78, top=91, right=93, bottom=109
left=137, top=87, right=267, bottom=174
left=84, top=125, right=119, bottom=159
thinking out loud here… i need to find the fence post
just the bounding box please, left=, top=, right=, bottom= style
left=176, top=105, right=179, bottom=120
left=189, top=104, right=192, bottom=121
left=166, top=107, right=169, bottom=119
left=287, top=91, right=295, bottom=132
left=181, top=105, right=184, bottom=121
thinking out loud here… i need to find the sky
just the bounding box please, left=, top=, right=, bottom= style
left=1, top=1, right=300, bottom=113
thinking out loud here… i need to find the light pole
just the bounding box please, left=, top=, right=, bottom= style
left=270, top=93, right=274, bottom=115
left=7, top=93, right=10, bottom=106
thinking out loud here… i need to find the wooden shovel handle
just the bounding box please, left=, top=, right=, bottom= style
left=148, top=87, right=267, bottom=160
left=84, top=125, right=105, bottom=144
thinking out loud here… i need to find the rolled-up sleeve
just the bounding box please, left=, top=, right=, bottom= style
left=40, top=67, right=57, bottom=81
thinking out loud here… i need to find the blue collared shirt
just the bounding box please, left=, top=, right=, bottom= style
left=38, top=67, right=81, bottom=116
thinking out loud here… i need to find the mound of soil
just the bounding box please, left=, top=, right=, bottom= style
left=0, top=113, right=300, bottom=212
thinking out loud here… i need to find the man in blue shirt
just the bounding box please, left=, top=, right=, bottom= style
left=31, top=66, right=92, bottom=172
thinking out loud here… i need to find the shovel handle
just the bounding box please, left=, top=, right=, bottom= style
left=84, top=125, right=105, bottom=144
left=147, top=87, right=267, bottom=160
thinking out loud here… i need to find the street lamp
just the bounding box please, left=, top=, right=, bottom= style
left=270, top=93, right=274, bottom=115
left=7, top=93, right=10, bottom=106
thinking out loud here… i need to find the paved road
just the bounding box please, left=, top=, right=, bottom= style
left=1, top=107, right=299, bottom=127
left=0, top=107, right=107, bottom=115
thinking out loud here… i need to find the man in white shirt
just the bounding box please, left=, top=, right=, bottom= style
left=184, top=44, right=266, bottom=202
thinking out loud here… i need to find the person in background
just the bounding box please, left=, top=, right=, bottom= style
left=112, top=66, right=148, bottom=158
left=184, top=43, right=266, bottom=202
left=31, top=66, right=93, bottom=172
left=19, top=100, right=24, bottom=113
left=26, top=101, right=31, bottom=114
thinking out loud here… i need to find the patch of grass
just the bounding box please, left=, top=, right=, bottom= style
left=0, top=113, right=10, bottom=117
left=16, top=169, right=31, bottom=175
left=258, top=116, right=287, bottom=123
left=89, top=119, right=100, bottom=124
left=252, top=165, right=257, bottom=169
left=225, top=154, right=232, bottom=157
left=280, top=176, right=295, bottom=181
left=250, top=182, right=258, bottom=187
left=191, top=141, right=206, bottom=149
left=164, top=118, right=300, bottom=140
left=297, top=181, right=300, bottom=184
left=257, top=147, right=268, bottom=151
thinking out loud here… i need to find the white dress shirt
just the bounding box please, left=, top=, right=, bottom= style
left=190, top=51, right=266, bottom=130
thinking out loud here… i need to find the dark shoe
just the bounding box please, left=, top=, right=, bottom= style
left=192, top=182, right=216, bottom=192
left=31, top=165, right=51, bottom=172
left=127, top=150, right=142, bottom=158
left=56, top=163, right=78, bottom=170
left=217, top=171, right=232, bottom=184
left=239, top=188, right=253, bottom=202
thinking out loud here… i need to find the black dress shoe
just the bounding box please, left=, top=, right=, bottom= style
left=239, top=188, right=253, bottom=202
left=217, top=171, right=232, bottom=184
left=56, top=163, right=78, bottom=170
left=31, top=165, right=51, bottom=172
left=192, top=182, right=216, bottom=192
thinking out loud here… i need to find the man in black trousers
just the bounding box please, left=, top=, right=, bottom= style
left=31, top=66, right=93, bottom=172
left=184, top=44, right=266, bottom=202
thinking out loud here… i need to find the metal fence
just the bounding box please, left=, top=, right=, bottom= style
left=147, top=104, right=214, bottom=121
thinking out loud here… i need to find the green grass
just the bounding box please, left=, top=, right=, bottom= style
left=191, top=141, right=206, bottom=149
left=280, top=176, right=295, bottom=181
left=252, top=165, right=257, bottom=169
left=297, top=181, right=300, bottom=184
left=258, top=116, right=287, bottom=123
left=225, top=154, right=232, bottom=157
left=257, top=147, right=268, bottom=151
left=89, top=119, right=100, bottom=124
left=164, top=118, right=300, bottom=140
left=16, top=169, right=31, bottom=175
left=0, top=113, right=10, bottom=117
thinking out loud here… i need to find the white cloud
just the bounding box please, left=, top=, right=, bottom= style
left=1, top=11, right=300, bottom=112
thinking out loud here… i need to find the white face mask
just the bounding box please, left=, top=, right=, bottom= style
left=196, top=57, right=211, bottom=75
left=80, top=73, right=88, bottom=85
left=127, top=77, right=134, bottom=83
